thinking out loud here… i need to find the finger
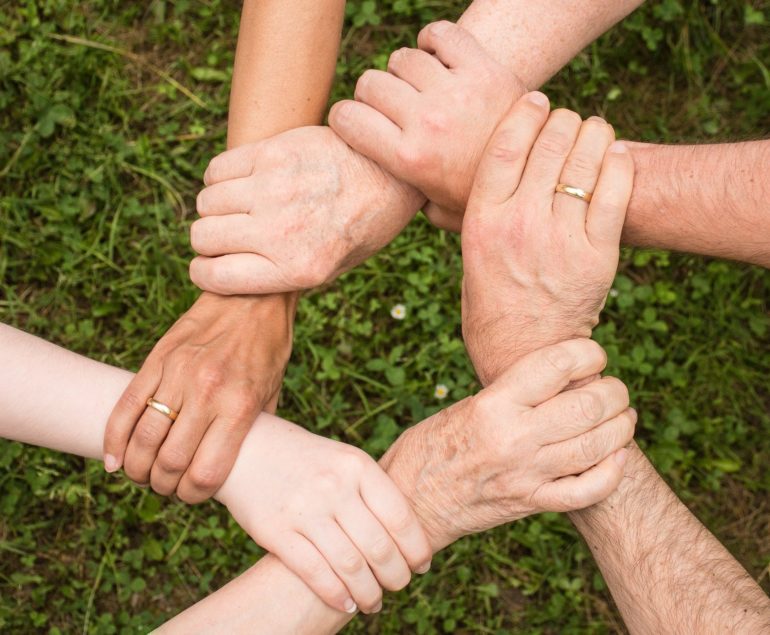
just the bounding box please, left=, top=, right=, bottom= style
left=176, top=416, right=250, bottom=504
left=468, top=91, right=551, bottom=206
left=531, top=376, right=630, bottom=444
left=103, top=361, right=162, bottom=472
left=328, top=100, right=401, bottom=171
left=203, top=143, right=262, bottom=186
left=190, top=214, right=261, bottom=257
left=553, top=116, right=615, bottom=232
left=304, top=521, right=383, bottom=614
left=196, top=176, right=257, bottom=217
left=423, top=201, right=463, bottom=233
left=268, top=532, right=356, bottom=614
left=387, top=46, right=449, bottom=89
left=189, top=254, right=285, bottom=296
left=488, top=339, right=608, bottom=408
left=335, top=503, right=412, bottom=592
left=536, top=448, right=629, bottom=512
left=123, top=383, right=182, bottom=486
left=354, top=69, right=419, bottom=127
left=149, top=403, right=213, bottom=496
left=360, top=467, right=432, bottom=573
left=586, top=141, right=634, bottom=249
left=518, top=108, right=583, bottom=202
left=417, top=21, right=488, bottom=70
left=539, top=408, right=637, bottom=476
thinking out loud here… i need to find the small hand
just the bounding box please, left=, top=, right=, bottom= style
left=380, top=339, right=634, bottom=551
left=103, top=292, right=294, bottom=502
left=461, top=94, right=634, bottom=384
left=329, top=20, right=523, bottom=231
left=189, top=126, right=425, bottom=295
left=216, top=415, right=432, bottom=615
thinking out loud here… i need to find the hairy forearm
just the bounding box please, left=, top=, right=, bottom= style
left=459, top=0, right=644, bottom=87
left=623, top=140, right=770, bottom=267
left=570, top=443, right=770, bottom=633
left=227, top=0, right=345, bottom=147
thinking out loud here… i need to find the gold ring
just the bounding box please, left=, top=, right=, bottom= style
left=146, top=398, right=179, bottom=421
left=556, top=183, right=593, bottom=203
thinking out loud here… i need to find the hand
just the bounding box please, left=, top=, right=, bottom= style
left=103, top=292, right=294, bottom=502
left=329, top=20, right=523, bottom=232
left=461, top=95, right=634, bottom=385
left=215, top=414, right=432, bottom=615
left=380, top=339, right=634, bottom=551
left=189, top=126, right=425, bottom=295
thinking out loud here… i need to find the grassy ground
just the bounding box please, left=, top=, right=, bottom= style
left=1, top=0, right=769, bottom=632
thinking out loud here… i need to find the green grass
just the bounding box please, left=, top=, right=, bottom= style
left=1, top=0, right=769, bottom=632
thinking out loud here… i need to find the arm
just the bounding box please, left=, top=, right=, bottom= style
left=458, top=96, right=770, bottom=630
left=331, top=20, right=770, bottom=262
left=103, top=0, right=345, bottom=502
left=0, top=324, right=632, bottom=633
left=570, top=444, right=770, bottom=633
left=187, top=0, right=647, bottom=295
left=622, top=140, right=770, bottom=268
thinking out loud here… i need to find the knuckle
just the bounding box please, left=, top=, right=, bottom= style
left=339, top=550, right=365, bottom=575
left=605, top=377, right=630, bottom=408
left=300, top=553, right=330, bottom=581
left=566, top=151, right=599, bottom=178
left=120, top=390, right=146, bottom=413
left=579, top=430, right=603, bottom=465
left=156, top=447, right=190, bottom=475
left=553, top=108, right=583, bottom=127
left=395, top=142, right=428, bottom=171
left=578, top=390, right=603, bottom=423
left=419, top=109, right=450, bottom=135
left=544, top=344, right=575, bottom=373
left=188, top=464, right=225, bottom=492
left=487, top=129, right=524, bottom=163
left=196, top=364, right=227, bottom=393
left=388, top=503, right=415, bottom=534
left=537, top=128, right=574, bottom=157
left=355, top=69, right=376, bottom=97
left=368, top=536, right=395, bottom=565
left=134, top=420, right=166, bottom=449
left=387, top=47, right=409, bottom=71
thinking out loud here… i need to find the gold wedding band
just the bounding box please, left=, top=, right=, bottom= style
left=556, top=183, right=593, bottom=203
left=146, top=398, right=179, bottom=421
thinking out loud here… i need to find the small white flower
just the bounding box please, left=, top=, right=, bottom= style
left=609, top=288, right=619, bottom=298
left=434, top=384, right=449, bottom=400
left=390, top=304, right=407, bottom=320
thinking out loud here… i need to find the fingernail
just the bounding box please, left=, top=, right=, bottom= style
left=526, top=91, right=549, bottom=108
left=104, top=454, right=120, bottom=473
left=614, top=448, right=628, bottom=467
left=416, top=561, right=431, bottom=574
left=609, top=141, right=628, bottom=154
left=430, top=20, right=450, bottom=35
left=587, top=115, right=606, bottom=124
left=372, top=601, right=383, bottom=613
left=333, top=102, right=352, bottom=122
left=344, top=599, right=357, bottom=614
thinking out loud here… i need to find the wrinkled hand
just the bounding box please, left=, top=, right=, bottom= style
left=215, top=414, right=432, bottom=615
left=461, top=94, right=634, bottom=385
left=330, top=21, right=523, bottom=232
left=103, top=293, right=294, bottom=503
left=380, top=339, right=634, bottom=551
left=189, top=126, right=425, bottom=295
